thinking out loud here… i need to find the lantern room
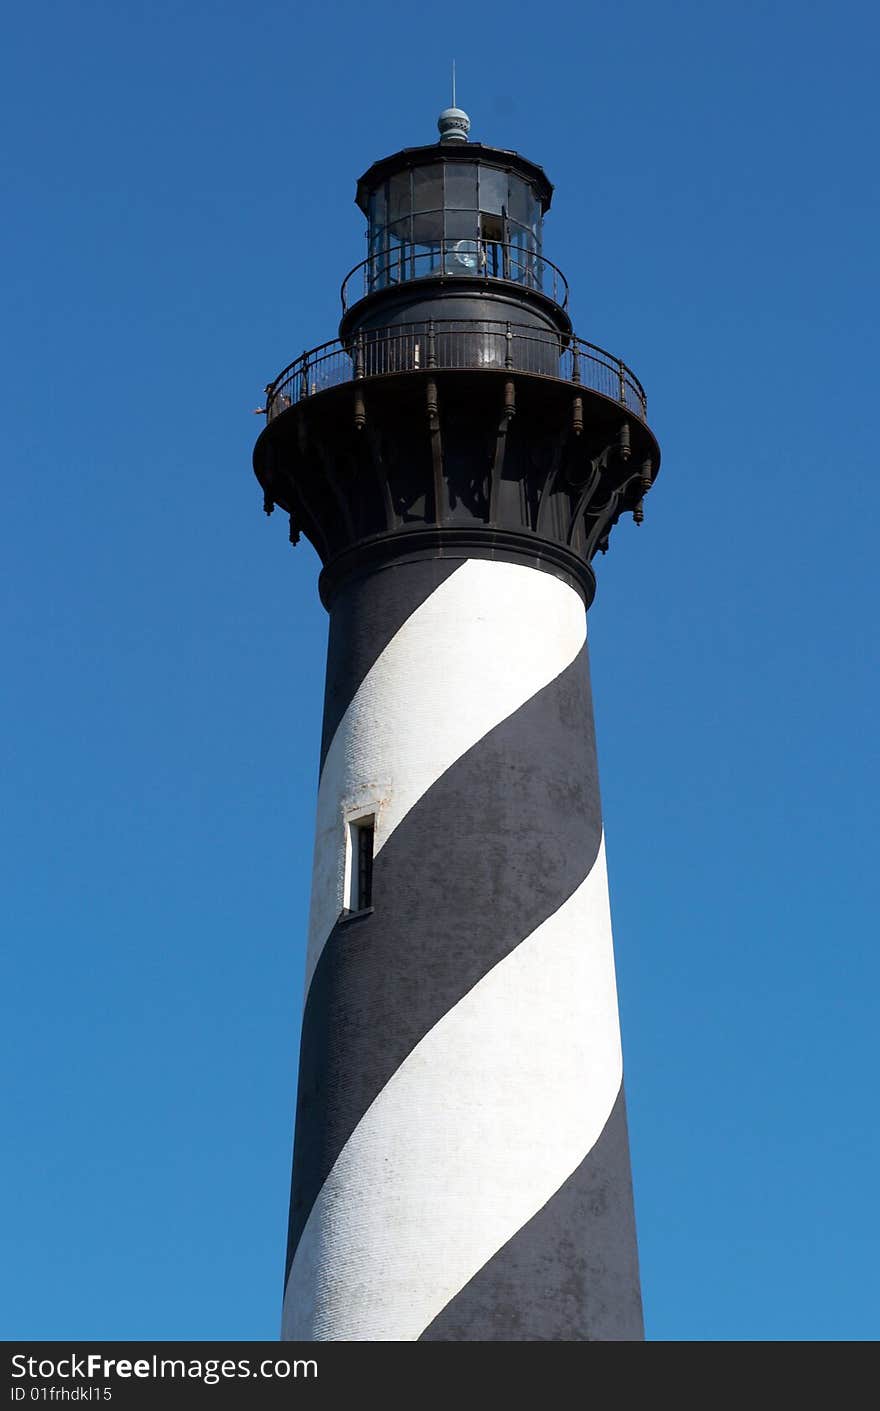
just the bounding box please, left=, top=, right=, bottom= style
left=339, top=110, right=570, bottom=337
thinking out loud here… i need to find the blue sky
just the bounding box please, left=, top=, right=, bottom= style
left=2, top=0, right=878, bottom=1341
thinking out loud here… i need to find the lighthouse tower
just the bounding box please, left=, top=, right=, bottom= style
left=253, top=108, right=660, bottom=1342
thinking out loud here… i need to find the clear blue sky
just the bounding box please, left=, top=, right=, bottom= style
left=2, top=0, right=877, bottom=1342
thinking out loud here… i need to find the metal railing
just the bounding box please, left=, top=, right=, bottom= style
left=265, top=320, right=647, bottom=422
left=340, top=242, right=570, bottom=312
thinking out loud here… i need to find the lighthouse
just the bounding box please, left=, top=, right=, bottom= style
left=253, top=106, right=661, bottom=1342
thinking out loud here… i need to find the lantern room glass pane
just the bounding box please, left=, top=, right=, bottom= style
left=444, top=208, right=479, bottom=244
left=444, top=239, right=481, bottom=276
left=509, top=221, right=536, bottom=254
left=369, top=184, right=387, bottom=232
left=388, top=170, right=412, bottom=226
left=444, top=163, right=477, bottom=209
left=412, top=166, right=443, bottom=213
left=413, top=243, right=442, bottom=278
left=508, top=174, right=538, bottom=231
left=412, top=209, right=444, bottom=244
left=388, top=212, right=412, bottom=243
left=508, top=223, right=537, bottom=289
left=478, top=165, right=508, bottom=215
left=369, top=224, right=385, bottom=287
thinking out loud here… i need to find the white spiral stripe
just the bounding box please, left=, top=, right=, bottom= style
left=283, top=836, right=622, bottom=1342
left=303, top=560, right=588, bottom=997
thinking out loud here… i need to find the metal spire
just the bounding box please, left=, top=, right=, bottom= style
left=438, top=64, right=470, bottom=144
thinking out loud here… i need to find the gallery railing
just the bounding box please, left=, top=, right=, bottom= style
left=340, top=242, right=570, bottom=312
left=264, top=320, right=647, bottom=422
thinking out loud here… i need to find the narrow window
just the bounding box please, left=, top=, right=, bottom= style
left=347, top=815, right=375, bottom=913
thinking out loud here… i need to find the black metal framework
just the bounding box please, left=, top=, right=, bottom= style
left=264, top=320, right=646, bottom=422
left=253, top=133, right=660, bottom=608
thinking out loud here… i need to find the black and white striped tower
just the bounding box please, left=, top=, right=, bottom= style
left=253, top=107, right=661, bottom=1342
